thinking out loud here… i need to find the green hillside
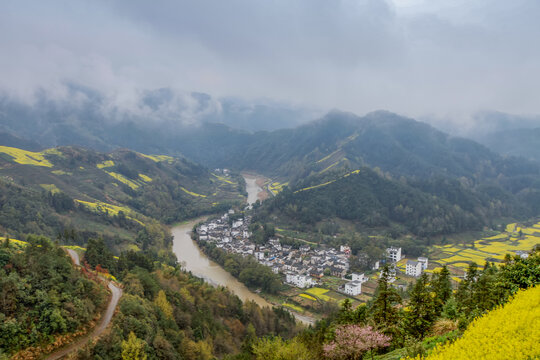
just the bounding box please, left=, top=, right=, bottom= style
left=256, top=167, right=530, bottom=240
left=0, top=236, right=107, bottom=358
left=0, top=145, right=244, bottom=252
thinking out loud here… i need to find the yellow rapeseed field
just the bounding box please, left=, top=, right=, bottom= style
left=431, top=222, right=540, bottom=271
left=40, top=183, right=61, bottom=194
left=105, top=171, right=140, bottom=189
left=138, top=173, right=153, bottom=182
left=306, top=287, right=332, bottom=301
left=0, top=145, right=55, bottom=167
left=410, top=286, right=540, bottom=360
left=75, top=199, right=144, bottom=226
left=212, top=173, right=236, bottom=185
left=96, top=160, right=115, bottom=169
left=138, top=153, right=175, bottom=163
left=181, top=187, right=207, bottom=198
left=299, top=293, right=317, bottom=301
left=268, top=181, right=289, bottom=194
left=282, top=303, right=303, bottom=312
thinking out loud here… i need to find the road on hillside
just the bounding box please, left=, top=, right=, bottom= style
left=45, top=251, right=123, bottom=359
left=66, top=249, right=80, bottom=266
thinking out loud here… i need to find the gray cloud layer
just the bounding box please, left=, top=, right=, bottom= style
left=1, top=0, right=540, bottom=120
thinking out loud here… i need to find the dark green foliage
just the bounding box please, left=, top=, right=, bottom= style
left=431, top=265, right=452, bottom=312
left=84, top=266, right=297, bottom=359
left=0, top=236, right=106, bottom=355
left=293, top=250, right=539, bottom=359
left=199, top=241, right=283, bottom=294
left=404, top=274, right=437, bottom=339
left=249, top=223, right=275, bottom=245
left=47, top=191, right=75, bottom=212
left=0, top=145, right=243, bottom=253
left=261, top=168, right=484, bottom=237
left=496, top=251, right=540, bottom=296
left=371, top=266, right=402, bottom=327
left=84, top=237, right=117, bottom=274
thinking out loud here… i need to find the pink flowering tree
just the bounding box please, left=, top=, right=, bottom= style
left=323, top=325, right=391, bottom=360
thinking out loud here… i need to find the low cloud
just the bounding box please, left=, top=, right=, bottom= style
left=1, top=0, right=540, bottom=122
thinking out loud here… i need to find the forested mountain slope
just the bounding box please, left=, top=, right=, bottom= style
left=0, top=236, right=107, bottom=358
left=256, top=167, right=532, bottom=238
left=4, top=94, right=539, bottom=188
left=0, top=145, right=244, bottom=252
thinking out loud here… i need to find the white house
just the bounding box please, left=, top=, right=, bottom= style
left=285, top=273, right=315, bottom=288
left=406, top=260, right=423, bottom=277
left=387, top=247, right=402, bottom=263
left=351, top=273, right=368, bottom=283
left=232, top=220, right=243, bottom=228
left=344, top=281, right=362, bottom=296
left=417, top=257, right=429, bottom=270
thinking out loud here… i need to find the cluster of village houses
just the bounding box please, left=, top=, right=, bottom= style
left=196, top=212, right=429, bottom=297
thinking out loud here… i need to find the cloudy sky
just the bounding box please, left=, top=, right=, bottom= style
left=1, top=0, right=540, bottom=119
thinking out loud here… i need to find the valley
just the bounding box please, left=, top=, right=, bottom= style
left=171, top=218, right=271, bottom=308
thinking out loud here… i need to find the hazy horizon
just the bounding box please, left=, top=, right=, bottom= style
left=2, top=0, right=540, bottom=127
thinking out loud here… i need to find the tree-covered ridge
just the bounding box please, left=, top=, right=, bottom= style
left=257, top=168, right=527, bottom=238
left=0, top=145, right=244, bottom=251
left=0, top=236, right=107, bottom=357
left=76, top=243, right=299, bottom=360
left=166, top=110, right=540, bottom=183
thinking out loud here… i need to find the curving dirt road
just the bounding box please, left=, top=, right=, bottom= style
left=66, top=249, right=80, bottom=266
left=44, top=251, right=123, bottom=359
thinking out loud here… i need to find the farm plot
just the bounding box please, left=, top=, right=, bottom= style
left=430, top=222, right=540, bottom=271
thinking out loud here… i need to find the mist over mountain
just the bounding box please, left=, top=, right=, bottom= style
left=424, top=111, right=540, bottom=161
left=3, top=89, right=540, bottom=187
left=0, top=84, right=319, bottom=152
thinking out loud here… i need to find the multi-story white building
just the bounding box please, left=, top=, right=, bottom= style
left=285, top=273, right=315, bottom=288
left=386, top=247, right=402, bottom=263
left=351, top=273, right=368, bottom=283
left=417, top=257, right=429, bottom=270
left=344, top=281, right=362, bottom=296
left=406, top=260, right=423, bottom=277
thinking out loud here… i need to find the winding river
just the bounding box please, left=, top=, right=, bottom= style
left=243, top=174, right=263, bottom=205
left=171, top=218, right=271, bottom=307
left=171, top=175, right=315, bottom=325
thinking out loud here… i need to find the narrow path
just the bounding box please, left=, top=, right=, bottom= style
left=66, top=249, right=80, bottom=266
left=44, top=252, right=123, bottom=359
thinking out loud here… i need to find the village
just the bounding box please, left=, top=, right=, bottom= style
left=195, top=211, right=430, bottom=297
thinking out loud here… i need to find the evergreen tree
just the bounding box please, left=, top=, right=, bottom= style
left=456, top=262, right=478, bottom=314
left=472, top=262, right=498, bottom=312
left=371, top=265, right=401, bottom=327
left=404, top=273, right=437, bottom=339
left=431, top=265, right=452, bottom=314
left=85, top=237, right=116, bottom=274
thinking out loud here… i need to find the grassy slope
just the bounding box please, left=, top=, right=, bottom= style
left=0, top=145, right=244, bottom=251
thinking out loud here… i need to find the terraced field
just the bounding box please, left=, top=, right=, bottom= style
left=268, top=181, right=288, bottom=195
left=428, top=222, right=540, bottom=274
left=0, top=146, right=61, bottom=167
